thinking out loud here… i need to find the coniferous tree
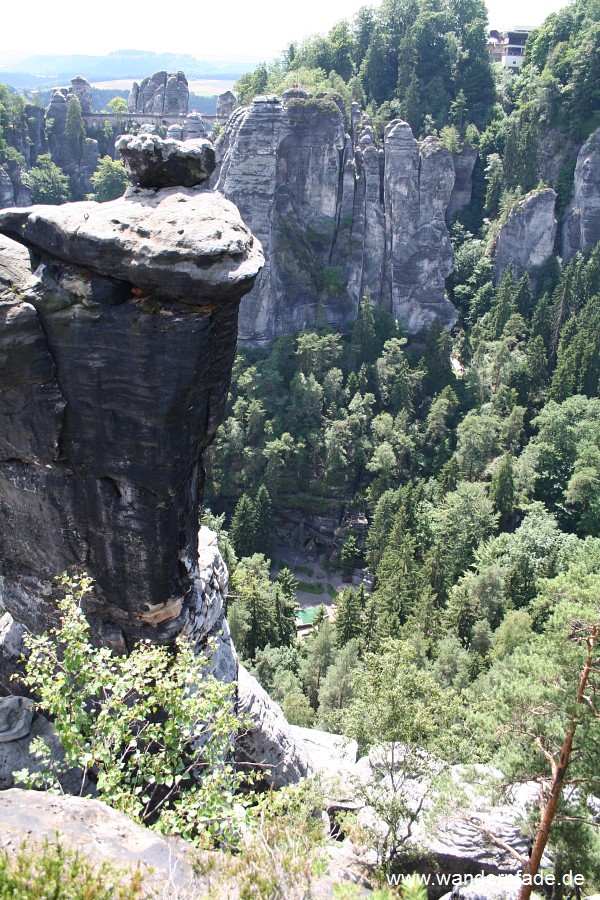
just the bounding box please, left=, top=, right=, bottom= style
left=352, top=290, right=378, bottom=365
left=229, top=494, right=258, bottom=559
left=254, top=484, right=274, bottom=559
left=274, top=567, right=298, bottom=647
left=340, top=534, right=360, bottom=578
left=335, top=588, right=363, bottom=647
left=489, top=454, right=515, bottom=527
left=65, top=96, right=86, bottom=161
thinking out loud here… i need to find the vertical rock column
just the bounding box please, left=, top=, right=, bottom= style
left=0, top=134, right=262, bottom=648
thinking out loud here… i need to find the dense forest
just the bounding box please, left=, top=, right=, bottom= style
left=197, top=0, right=600, bottom=880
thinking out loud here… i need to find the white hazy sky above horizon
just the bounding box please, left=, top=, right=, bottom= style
left=0, top=0, right=570, bottom=65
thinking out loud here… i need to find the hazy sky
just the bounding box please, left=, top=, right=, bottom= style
left=0, top=0, right=570, bottom=65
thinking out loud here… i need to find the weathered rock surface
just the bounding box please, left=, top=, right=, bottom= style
left=0, top=189, right=260, bottom=304
left=44, top=78, right=99, bottom=195
left=0, top=612, right=25, bottom=695
left=493, top=188, right=557, bottom=283
left=440, top=875, right=525, bottom=900
left=563, top=127, right=600, bottom=261
left=128, top=71, right=189, bottom=116
left=0, top=143, right=311, bottom=784
left=214, top=96, right=457, bottom=340
left=0, top=695, right=33, bottom=742
left=0, top=144, right=262, bottom=647
left=0, top=709, right=86, bottom=793
left=236, top=665, right=312, bottom=787
left=70, top=75, right=93, bottom=115
left=116, top=133, right=215, bottom=188
left=447, top=146, right=479, bottom=221
left=384, top=125, right=456, bottom=331
left=183, top=112, right=209, bottom=141
left=0, top=167, right=14, bottom=208
left=294, top=736, right=548, bottom=889
left=0, top=789, right=201, bottom=895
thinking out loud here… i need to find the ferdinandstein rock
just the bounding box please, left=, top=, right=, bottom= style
left=562, top=127, right=600, bottom=261
left=0, top=141, right=311, bottom=785
left=214, top=98, right=457, bottom=341
left=0, top=142, right=262, bottom=646
left=115, top=133, right=215, bottom=188
left=70, top=75, right=93, bottom=115
left=493, top=188, right=557, bottom=284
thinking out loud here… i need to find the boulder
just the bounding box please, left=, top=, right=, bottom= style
left=0, top=789, right=201, bottom=894
left=440, top=875, right=525, bottom=900
left=0, top=695, right=33, bottom=742
left=0, top=706, right=86, bottom=794
left=493, top=188, right=557, bottom=283
left=116, top=133, right=215, bottom=188
left=0, top=188, right=260, bottom=304
left=562, top=127, right=600, bottom=261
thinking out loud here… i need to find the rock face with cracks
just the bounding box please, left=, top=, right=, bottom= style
left=563, top=126, right=600, bottom=261
left=0, top=136, right=312, bottom=786
left=214, top=96, right=458, bottom=340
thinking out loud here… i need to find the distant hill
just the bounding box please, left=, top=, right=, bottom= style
left=0, top=49, right=261, bottom=89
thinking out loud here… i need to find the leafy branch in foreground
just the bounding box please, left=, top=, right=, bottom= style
left=15, top=573, right=251, bottom=847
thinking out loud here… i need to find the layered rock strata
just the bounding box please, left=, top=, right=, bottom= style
left=0, top=137, right=261, bottom=646
left=562, top=126, right=600, bottom=261
left=214, top=95, right=457, bottom=340
left=493, top=187, right=557, bottom=283
left=0, top=135, right=311, bottom=784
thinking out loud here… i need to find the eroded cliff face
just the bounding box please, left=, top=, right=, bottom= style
left=562, top=126, right=600, bottom=261
left=214, top=95, right=457, bottom=340
left=0, top=135, right=313, bottom=785
left=493, top=188, right=558, bottom=284
left=0, top=137, right=262, bottom=647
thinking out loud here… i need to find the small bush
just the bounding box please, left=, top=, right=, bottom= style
left=16, top=573, right=252, bottom=847
left=0, top=838, right=144, bottom=899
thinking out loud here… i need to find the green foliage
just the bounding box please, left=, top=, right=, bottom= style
left=106, top=96, right=128, bottom=115
left=209, top=780, right=328, bottom=897
left=234, top=0, right=495, bottom=134
left=90, top=156, right=129, bottom=202
left=340, top=534, right=360, bottom=576
left=65, top=96, right=86, bottom=160
left=0, top=839, right=144, bottom=899
left=23, top=154, right=71, bottom=204
left=17, top=574, right=250, bottom=846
